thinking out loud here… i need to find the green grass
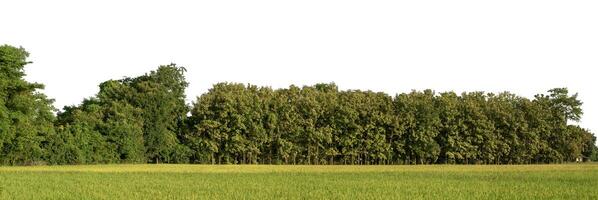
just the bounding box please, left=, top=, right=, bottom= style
left=1, top=164, right=597, bottom=199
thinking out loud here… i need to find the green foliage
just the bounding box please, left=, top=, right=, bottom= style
left=591, top=146, right=598, bottom=162
left=1, top=44, right=597, bottom=165
left=53, top=64, right=190, bottom=164
left=186, top=83, right=597, bottom=165
left=0, top=45, right=56, bottom=165
left=395, top=90, right=441, bottom=164
left=126, top=65, right=190, bottom=163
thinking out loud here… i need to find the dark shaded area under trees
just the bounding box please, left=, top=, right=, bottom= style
left=1, top=45, right=597, bottom=165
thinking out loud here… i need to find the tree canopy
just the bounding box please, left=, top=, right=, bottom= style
left=1, top=45, right=56, bottom=165
left=1, top=44, right=596, bottom=165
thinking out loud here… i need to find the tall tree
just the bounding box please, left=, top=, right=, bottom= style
left=395, top=90, right=441, bottom=164
left=121, top=65, right=191, bottom=163
left=435, top=92, right=465, bottom=164
left=0, top=45, right=56, bottom=165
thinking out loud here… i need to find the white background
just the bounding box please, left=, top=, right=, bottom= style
left=1, top=0, right=596, bottom=138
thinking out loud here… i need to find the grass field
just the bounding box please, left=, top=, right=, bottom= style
left=1, top=164, right=597, bottom=199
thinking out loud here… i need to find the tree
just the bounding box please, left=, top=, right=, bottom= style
left=0, top=45, right=56, bottom=165
left=395, top=90, right=441, bottom=164
left=460, top=92, right=496, bottom=164
left=128, top=65, right=190, bottom=163
left=55, top=99, right=118, bottom=164
left=435, top=92, right=464, bottom=164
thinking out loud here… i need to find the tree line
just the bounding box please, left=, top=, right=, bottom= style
left=1, top=45, right=597, bottom=165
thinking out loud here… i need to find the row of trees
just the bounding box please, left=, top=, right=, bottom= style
left=186, top=83, right=596, bottom=165
left=1, top=44, right=597, bottom=165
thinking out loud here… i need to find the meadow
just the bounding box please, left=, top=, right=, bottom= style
left=1, top=164, right=597, bottom=199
